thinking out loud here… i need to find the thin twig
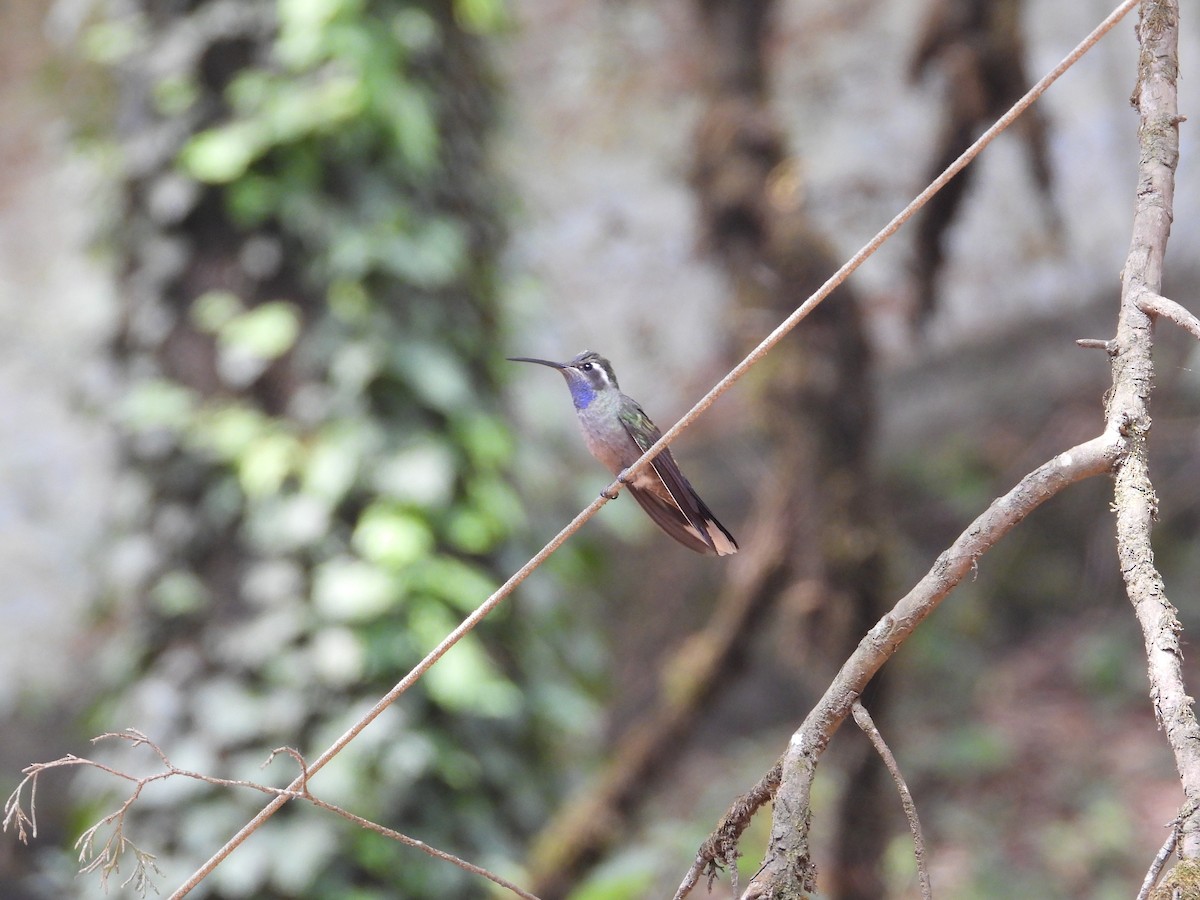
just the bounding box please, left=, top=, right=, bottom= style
left=1137, top=291, right=1200, bottom=343
left=302, top=794, right=541, bottom=900
left=851, top=702, right=931, bottom=900
left=1136, top=817, right=1181, bottom=900
left=8, top=731, right=540, bottom=900
left=674, top=862, right=701, bottom=899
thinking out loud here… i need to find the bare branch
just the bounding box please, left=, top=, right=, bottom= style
left=852, top=702, right=931, bottom=900
left=675, top=436, right=1122, bottom=898
left=1137, top=817, right=1181, bottom=900
left=4, top=772, right=39, bottom=843
left=1111, top=0, right=1200, bottom=861
left=1075, top=338, right=1116, bottom=353
left=1136, top=291, right=1200, bottom=343
left=300, top=794, right=541, bottom=900
left=674, top=763, right=781, bottom=900
left=11, top=732, right=540, bottom=900
left=742, top=436, right=1120, bottom=896
left=265, top=747, right=310, bottom=794
left=672, top=6, right=1150, bottom=894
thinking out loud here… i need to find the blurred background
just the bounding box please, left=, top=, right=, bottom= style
left=2, top=0, right=1199, bottom=898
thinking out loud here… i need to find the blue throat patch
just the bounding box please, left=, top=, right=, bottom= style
left=568, top=379, right=595, bottom=410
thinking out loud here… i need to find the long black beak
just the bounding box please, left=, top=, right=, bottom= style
left=507, top=356, right=566, bottom=370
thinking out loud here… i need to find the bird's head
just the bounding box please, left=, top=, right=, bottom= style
left=508, top=350, right=619, bottom=409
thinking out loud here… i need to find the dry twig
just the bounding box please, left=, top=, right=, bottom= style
left=4, top=730, right=539, bottom=900
left=851, top=702, right=931, bottom=900
left=1136, top=292, right=1200, bottom=343
left=1137, top=817, right=1181, bottom=900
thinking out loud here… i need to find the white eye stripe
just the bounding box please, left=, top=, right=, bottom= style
left=577, top=362, right=609, bottom=385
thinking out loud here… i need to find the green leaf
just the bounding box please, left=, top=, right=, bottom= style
left=411, top=557, right=498, bottom=612
left=390, top=8, right=440, bottom=53
left=453, top=0, right=509, bottom=34
left=277, top=0, right=349, bottom=69
left=328, top=278, right=371, bottom=323
left=424, top=640, right=521, bottom=717
left=180, top=120, right=269, bottom=184
left=386, top=84, right=438, bottom=170
left=392, top=341, right=471, bottom=412
left=372, top=440, right=456, bottom=507
left=227, top=173, right=282, bottom=226
left=197, top=404, right=269, bottom=460
left=382, top=218, right=466, bottom=286
left=303, top=424, right=367, bottom=502
left=410, top=608, right=520, bottom=717
left=238, top=431, right=301, bottom=497
left=313, top=557, right=399, bottom=622
left=468, top=476, right=523, bottom=528
left=309, top=627, right=365, bottom=686
left=245, top=494, right=332, bottom=552
left=150, top=570, right=209, bottom=615
left=262, top=74, right=366, bottom=140
left=120, top=379, right=196, bottom=431
left=219, top=301, right=303, bottom=361
left=330, top=341, right=382, bottom=393
left=458, top=413, right=515, bottom=469
left=353, top=503, right=434, bottom=569
left=83, top=19, right=141, bottom=64
left=154, top=75, right=200, bottom=116
left=445, top=509, right=494, bottom=554
left=190, top=290, right=245, bottom=333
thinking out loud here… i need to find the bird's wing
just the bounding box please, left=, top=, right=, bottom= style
left=618, top=402, right=737, bottom=556
left=625, top=486, right=724, bottom=555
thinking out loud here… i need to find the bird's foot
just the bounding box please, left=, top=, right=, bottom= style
left=600, top=469, right=634, bottom=500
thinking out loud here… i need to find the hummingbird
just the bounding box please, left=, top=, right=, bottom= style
left=508, top=350, right=738, bottom=556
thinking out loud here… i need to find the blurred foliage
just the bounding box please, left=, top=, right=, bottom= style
left=64, top=0, right=599, bottom=897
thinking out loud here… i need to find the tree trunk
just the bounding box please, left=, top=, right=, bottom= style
left=690, top=2, right=893, bottom=896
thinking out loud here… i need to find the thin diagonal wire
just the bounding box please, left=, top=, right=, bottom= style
left=619, top=0, right=1140, bottom=491
left=169, top=496, right=604, bottom=898
left=170, top=1, right=1138, bottom=896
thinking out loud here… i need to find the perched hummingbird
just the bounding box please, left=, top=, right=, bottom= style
left=509, top=350, right=738, bottom=556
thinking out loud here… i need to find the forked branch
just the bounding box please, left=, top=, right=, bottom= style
left=1111, top=0, right=1200, bottom=870
left=4, top=730, right=540, bottom=900
left=677, top=436, right=1122, bottom=897
left=1136, top=291, right=1200, bottom=343
left=679, top=0, right=1194, bottom=896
